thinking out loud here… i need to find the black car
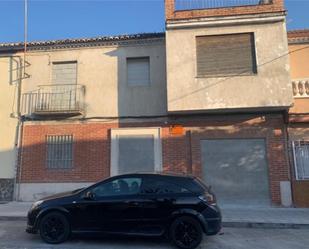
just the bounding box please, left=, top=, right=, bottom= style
left=26, top=173, right=221, bottom=249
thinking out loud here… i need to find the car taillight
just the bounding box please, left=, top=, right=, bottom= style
left=199, top=193, right=216, bottom=205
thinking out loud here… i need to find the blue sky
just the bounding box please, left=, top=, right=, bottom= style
left=0, top=0, right=308, bottom=43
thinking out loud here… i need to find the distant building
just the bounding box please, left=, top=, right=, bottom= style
left=287, top=29, right=309, bottom=207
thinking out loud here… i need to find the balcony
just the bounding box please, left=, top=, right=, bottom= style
left=22, top=84, right=85, bottom=117
left=292, top=79, right=309, bottom=98
left=174, top=0, right=272, bottom=11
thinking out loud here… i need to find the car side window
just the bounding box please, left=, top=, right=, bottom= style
left=92, top=177, right=142, bottom=197
left=141, top=178, right=190, bottom=194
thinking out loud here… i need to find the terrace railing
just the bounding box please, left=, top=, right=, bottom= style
left=174, top=0, right=272, bottom=11
left=292, top=79, right=309, bottom=98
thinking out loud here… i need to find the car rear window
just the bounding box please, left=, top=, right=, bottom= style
left=180, top=178, right=206, bottom=193
left=141, top=177, right=191, bottom=194
left=193, top=178, right=210, bottom=191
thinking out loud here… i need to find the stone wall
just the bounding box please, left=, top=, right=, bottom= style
left=0, top=179, right=14, bottom=201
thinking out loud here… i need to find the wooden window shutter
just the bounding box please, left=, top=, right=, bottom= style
left=196, top=33, right=257, bottom=77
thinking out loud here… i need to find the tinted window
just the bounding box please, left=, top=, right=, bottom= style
left=176, top=178, right=206, bottom=193
left=92, top=177, right=142, bottom=197
left=141, top=177, right=190, bottom=194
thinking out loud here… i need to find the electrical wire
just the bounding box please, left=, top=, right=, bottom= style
left=169, top=44, right=309, bottom=103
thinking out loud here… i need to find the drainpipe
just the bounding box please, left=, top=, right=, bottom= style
left=11, top=55, right=23, bottom=202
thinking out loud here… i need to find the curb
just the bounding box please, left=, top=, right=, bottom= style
left=222, top=221, right=309, bottom=229
left=0, top=216, right=27, bottom=221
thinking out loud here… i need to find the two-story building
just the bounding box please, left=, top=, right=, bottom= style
left=287, top=29, right=309, bottom=207
left=0, top=0, right=296, bottom=207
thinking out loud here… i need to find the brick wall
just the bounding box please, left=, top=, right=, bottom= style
left=165, top=0, right=285, bottom=21
left=19, top=113, right=289, bottom=205
left=20, top=123, right=113, bottom=183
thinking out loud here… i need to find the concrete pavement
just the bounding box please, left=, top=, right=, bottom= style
left=0, top=220, right=308, bottom=249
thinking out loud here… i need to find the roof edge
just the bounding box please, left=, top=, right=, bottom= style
left=0, top=32, right=166, bottom=53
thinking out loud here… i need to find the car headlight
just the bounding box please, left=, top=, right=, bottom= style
left=31, top=200, right=44, bottom=209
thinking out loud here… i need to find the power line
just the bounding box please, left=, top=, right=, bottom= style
left=169, top=45, right=309, bottom=103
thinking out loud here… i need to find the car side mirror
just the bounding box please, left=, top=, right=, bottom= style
left=84, top=191, right=95, bottom=200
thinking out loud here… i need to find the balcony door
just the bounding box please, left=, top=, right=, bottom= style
left=50, top=61, right=77, bottom=111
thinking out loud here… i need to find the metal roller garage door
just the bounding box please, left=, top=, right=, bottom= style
left=201, top=139, right=270, bottom=206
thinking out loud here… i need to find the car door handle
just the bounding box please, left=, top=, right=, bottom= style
left=125, top=201, right=140, bottom=206
left=157, top=198, right=175, bottom=203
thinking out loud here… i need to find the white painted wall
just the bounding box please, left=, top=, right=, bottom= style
left=0, top=57, right=19, bottom=179
left=17, top=182, right=94, bottom=201
left=166, top=15, right=293, bottom=112
left=19, top=39, right=167, bottom=118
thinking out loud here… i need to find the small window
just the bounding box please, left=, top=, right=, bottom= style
left=46, top=135, right=73, bottom=169
left=196, top=33, right=257, bottom=77
left=293, top=141, right=309, bottom=180
left=141, top=177, right=190, bottom=194
left=92, top=177, right=142, bottom=197
left=127, top=57, right=150, bottom=86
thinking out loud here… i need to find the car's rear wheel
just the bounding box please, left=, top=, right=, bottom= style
left=39, top=211, right=70, bottom=244
left=170, top=216, right=203, bottom=249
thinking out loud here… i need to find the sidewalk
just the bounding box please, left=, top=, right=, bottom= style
left=0, top=201, right=31, bottom=220
left=1, top=201, right=309, bottom=229
left=222, top=205, right=309, bottom=229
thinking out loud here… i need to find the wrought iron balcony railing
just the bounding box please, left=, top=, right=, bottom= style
left=22, top=84, right=85, bottom=117
left=292, top=79, right=309, bottom=98
left=174, top=0, right=272, bottom=11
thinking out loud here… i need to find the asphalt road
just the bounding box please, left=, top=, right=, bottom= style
left=0, top=220, right=308, bottom=249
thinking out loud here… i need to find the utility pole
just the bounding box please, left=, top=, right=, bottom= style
left=24, top=0, right=28, bottom=77
left=15, top=0, right=28, bottom=201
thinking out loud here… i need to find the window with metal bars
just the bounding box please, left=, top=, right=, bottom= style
left=196, top=33, right=257, bottom=77
left=292, top=141, right=309, bottom=180
left=46, top=135, right=73, bottom=169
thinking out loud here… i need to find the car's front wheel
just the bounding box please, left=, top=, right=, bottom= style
left=170, top=216, right=203, bottom=249
left=39, top=211, right=70, bottom=244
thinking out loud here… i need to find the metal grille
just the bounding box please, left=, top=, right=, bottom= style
left=46, top=135, right=73, bottom=169
left=292, top=141, right=309, bottom=180
left=175, top=0, right=267, bottom=11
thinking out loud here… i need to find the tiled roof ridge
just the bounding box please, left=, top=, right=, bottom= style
left=0, top=32, right=166, bottom=51
left=287, top=29, right=309, bottom=44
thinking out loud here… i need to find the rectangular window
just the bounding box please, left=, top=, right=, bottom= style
left=196, top=33, right=257, bottom=77
left=46, top=135, right=73, bottom=169
left=127, top=57, right=150, bottom=86
left=52, top=61, right=77, bottom=85
left=293, top=141, right=309, bottom=180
